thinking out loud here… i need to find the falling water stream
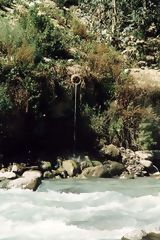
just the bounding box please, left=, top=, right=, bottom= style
left=73, top=83, right=78, bottom=155
left=72, top=75, right=81, bottom=156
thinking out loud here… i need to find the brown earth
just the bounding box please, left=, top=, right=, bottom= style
left=130, top=68, right=160, bottom=89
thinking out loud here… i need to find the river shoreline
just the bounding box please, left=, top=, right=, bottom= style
left=0, top=145, right=160, bottom=191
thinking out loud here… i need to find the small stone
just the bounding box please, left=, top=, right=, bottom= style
left=55, top=175, right=61, bottom=179
left=11, top=164, right=19, bottom=173
left=40, top=161, right=52, bottom=171
left=43, top=171, right=54, bottom=179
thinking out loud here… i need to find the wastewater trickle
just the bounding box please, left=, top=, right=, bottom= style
left=72, top=74, right=81, bottom=156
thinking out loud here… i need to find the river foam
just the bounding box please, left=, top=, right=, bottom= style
left=0, top=178, right=160, bottom=240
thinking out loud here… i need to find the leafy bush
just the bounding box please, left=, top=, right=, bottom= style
left=0, top=83, right=12, bottom=113
left=0, top=18, right=24, bottom=57
left=0, top=0, right=13, bottom=8
left=82, top=104, right=107, bottom=139
left=136, top=108, right=160, bottom=150
left=72, top=18, right=88, bottom=39
left=20, top=7, right=71, bottom=61
left=85, top=42, right=122, bottom=80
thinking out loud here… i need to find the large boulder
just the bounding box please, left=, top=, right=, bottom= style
left=22, top=170, right=42, bottom=179
left=0, top=171, right=17, bottom=180
left=81, top=165, right=104, bottom=177
left=62, top=160, right=80, bottom=177
left=7, top=177, right=41, bottom=191
left=82, top=161, right=124, bottom=178
left=101, top=161, right=125, bottom=178
left=6, top=170, right=42, bottom=191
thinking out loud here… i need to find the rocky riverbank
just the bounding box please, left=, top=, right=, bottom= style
left=0, top=144, right=160, bottom=191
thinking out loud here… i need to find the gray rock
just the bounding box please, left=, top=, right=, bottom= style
left=0, top=179, right=10, bottom=188
left=62, top=160, right=80, bottom=177
left=101, top=144, right=120, bottom=159
left=11, top=163, right=27, bottom=174
left=7, top=177, right=41, bottom=191
left=0, top=171, right=17, bottom=179
left=55, top=175, right=62, bottom=179
left=101, top=161, right=125, bottom=178
left=5, top=170, right=42, bottom=191
left=82, top=161, right=124, bottom=178
left=22, top=170, right=42, bottom=179
left=43, top=171, right=54, bottom=179
left=135, top=151, right=153, bottom=161
left=80, top=157, right=93, bottom=170
left=56, top=167, right=68, bottom=178
left=82, top=165, right=104, bottom=177
left=140, top=160, right=152, bottom=168
left=40, top=161, right=52, bottom=171
left=11, top=164, right=19, bottom=173
left=91, top=161, right=103, bottom=167
left=120, top=171, right=135, bottom=179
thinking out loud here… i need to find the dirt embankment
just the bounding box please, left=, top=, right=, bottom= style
left=130, top=68, right=160, bottom=89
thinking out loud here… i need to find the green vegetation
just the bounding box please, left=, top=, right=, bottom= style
left=0, top=0, right=160, bottom=157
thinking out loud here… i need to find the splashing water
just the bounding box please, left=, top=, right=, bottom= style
left=73, top=83, right=78, bottom=156
left=1, top=178, right=160, bottom=240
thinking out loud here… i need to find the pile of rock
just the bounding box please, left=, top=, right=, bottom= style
left=0, top=145, right=160, bottom=191
left=0, top=167, right=42, bottom=191
left=100, top=144, right=160, bottom=179
left=0, top=159, right=81, bottom=190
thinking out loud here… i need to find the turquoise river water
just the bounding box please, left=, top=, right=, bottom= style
left=0, top=177, right=160, bottom=240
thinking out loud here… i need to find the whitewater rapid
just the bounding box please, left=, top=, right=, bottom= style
left=0, top=178, right=160, bottom=240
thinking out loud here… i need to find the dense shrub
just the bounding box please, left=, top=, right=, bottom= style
left=55, top=0, right=79, bottom=7
left=137, top=108, right=160, bottom=150
left=0, top=0, right=13, bottom=8
left=0, top=83, right=12, bottom=113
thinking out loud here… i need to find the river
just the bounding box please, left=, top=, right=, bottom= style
left=0, top=177, right=160, bottom=240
